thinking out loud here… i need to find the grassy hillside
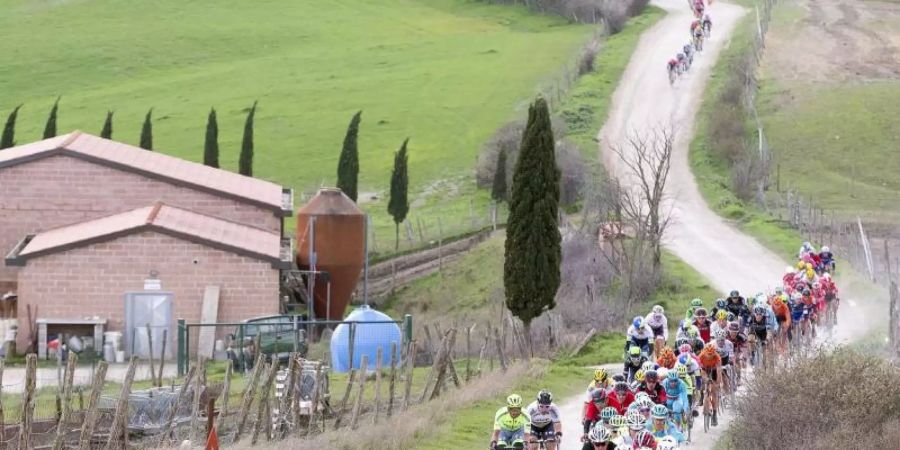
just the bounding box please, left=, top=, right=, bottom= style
left=0, top=0, right=590, bottom=245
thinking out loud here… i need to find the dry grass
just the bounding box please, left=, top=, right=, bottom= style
left=240, top=361, right=541, bottom=450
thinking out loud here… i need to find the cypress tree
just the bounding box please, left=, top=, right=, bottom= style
left=491, top=148, right=508, bottom=202
left=43, top=97, right=60, bottom=139
left=139, top=108, right=153, bottom=150
left=336, top=110, right=362, bottom=201
left=503, top=97, right=561, bottom=345
left=0, top=105, right=23, bottom=149
left=239, top=101, right=257, bottom=176
left=204, top=108, right=219, bottom=168
left=387, top=138, right=410, bottom=250
left=100, top=111, right=114, bottom=139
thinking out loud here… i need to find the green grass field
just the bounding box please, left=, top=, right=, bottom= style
left=0, top=0, right=591, bottom=248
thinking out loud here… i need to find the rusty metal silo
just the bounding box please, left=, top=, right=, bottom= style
left=296, top=188, right=365, bottom=321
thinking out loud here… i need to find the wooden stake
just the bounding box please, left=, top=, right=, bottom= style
left=476, top=332, right=489, bottom=377
left=17, top=354, right=37, bottom=450
left=190, top=357, right=207, bottom=444
left=403, top=340, right=417, bottom=410
left=104, top=356, right=138, bottom=450
left=387, top=342, right=398, bottom=417
left=465, top=324, right=473, bottom=382
left=158, top=329, right=168, bottom=387
left=216, top=361, right=232, bottom=434
left=493, top=327, right=508, bottom=372
left=372, top=347, right=383, bottom=424
left=306, top=363, right=323, bottom=437
left=251, top=362, right=279, bottom=444
left=158, top=365, right=196, bottom=446
left=51, top=353, right=78, bottom=450
left=146, top=324, right=156, bottom=386
left=233, top=353, right=265, bottom=442
left=78, top=361, right=109, bottom=450
left=332, top=368, right=356, bottom=429
left=350, top=355, right=368, bottom=429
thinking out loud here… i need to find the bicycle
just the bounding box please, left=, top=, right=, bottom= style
left=702, top=374, right=719, bottom=432
left=527, top=437, right=556, bottom=450
left=654, top=336, right=665, bottom=360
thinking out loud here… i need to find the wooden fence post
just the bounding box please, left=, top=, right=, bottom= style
left=251, top=362, right=279, bottom=445
left=350, top=355, right=368, bottom=429
left=104, top=356, right=138, bottom=450
left=215, top=361, right=232, bottom=434
left=190, top=357, right=207, bottom=444
left=403, top=340, right=417, bottom=410
left=17, top=354, right=37, bottom=450
left=333, top=367, right=356, bottom=429
left=78, top=361, right=109, bottom=450
left=493, top=327, right=508, bottom=372
left=387, top=342, right=398, bottom=417
left=51, top=353, right=78, bottom=450
left=306, top=363, right=324, bottom=437
left=233, top=353, right=265, bottom=442
left=372, top=347, right=383, bottom=424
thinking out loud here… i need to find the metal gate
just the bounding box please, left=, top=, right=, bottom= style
left=125, top=291, right=173, bottom=358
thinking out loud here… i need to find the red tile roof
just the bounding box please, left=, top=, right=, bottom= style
left=0, top=131, right=292, bottom=214
left=8, top=203, right=289, bottom=268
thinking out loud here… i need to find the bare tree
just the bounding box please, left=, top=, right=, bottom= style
left=609, top=128, right=675, bottom=268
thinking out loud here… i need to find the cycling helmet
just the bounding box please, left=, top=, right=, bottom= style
left=729, top=290, right=739, bottom=298
left=594, top=368, right=609, bottom=382
left=537, top=389, right=553, bottom=405
left=658, top=436, right=679, bottom=450
left=635, top=430, right=657, bottom=447
left=726, top=312, right=736, bottom=322
left=626, top=412, right=646, bottom=430
left=775, top=286, right=784, bottom=293
left=641, top=361, right=655, bottom=372
left=727, top=321, right=740, bottom=332
left=588, top=424, right=612, bottom=444
left=651, top=403, right=669, bottom=419
left=677, top=355, right=690, bottom=369
left=687, top=326, right=699, bottom=338
left=589, top=388, right=607, bottom=403
left=715, top=310, right=727, bottom=320
left=629, top=346, right=642, bottom=357
left=600, top=406, right=617, bottom=421
left=644, top=369, right=659, bottom=382
left=714, top=329, right=727, bottom=340
left=609, top=415, right=627, bottom=428
left=690, top=298, right=703, bottom=308
left=652, top=305, right=664, bottom=315
left=614, top=381, right=629, bottom=393
left=666, top=370, right=679, bottom=381
left=634, top=392, right=650, bottom=402
left=634, top=370, right=645, bottom=383
left=675, top=363, right=688, bottom=377
left=715, top=298, right=727, bottom=309
left=633, top=316, right=644, bottom=328
left=636, top=397, right=655, bottom=410
left=694, top=308, right=708, bottom=318
left=805, top=262, right=813, bottom=270
left=753, top=306, right=765, bottom=315
left=802, top=289, right=811, bottom=296
left=612, top=374, right=626, bottom=383
left=506, top=394, right=523, bottom=408
left=822, top=273, right=831, bottom=279
left=822, top=246, right=830, bottom=253
left=791, top=292, right=802, bottom=301
left=678, top=344, right=691, bottom=355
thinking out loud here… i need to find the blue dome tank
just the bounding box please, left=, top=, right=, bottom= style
left=331, top=305, right=402, bottom=373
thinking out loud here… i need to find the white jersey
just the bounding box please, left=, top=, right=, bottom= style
left=714, top=339, right=735, bottom=360
left=644, top=313, right=669, bottom=340
left=525, top=401, right=560, bottom=429
left=627, top=323, right=655, bottom=341
left=710, top=321, right=728, bottom=339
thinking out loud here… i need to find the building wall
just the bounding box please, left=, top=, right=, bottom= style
left=14, top=231, right=280, bottom=354
left=0, top=155, right=281, bottom=283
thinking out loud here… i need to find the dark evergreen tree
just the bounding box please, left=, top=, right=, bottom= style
left=336, top=110, right=362, bottom=201
left=204, top=108, right=220, bottom=168
left=239, top=101, right=257, bottom=176
left=503, top=97, right=561, bottom=347
left=139, top=108, right=153, bottom=150
left=387, top=138, right=410, bottom=250
left=491, top=148, right=508, bottom=202
left=0, top=105, right=23, bottom=149
left=43, top=97, right=60, bottom=139
left=100, top=111, right=114, bottom=139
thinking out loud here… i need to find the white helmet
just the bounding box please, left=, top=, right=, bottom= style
left=658, top=436, right=680, bottom=450
left=822, top=273, right=831, bottom=279
left=785, top=266, right=795, bottom=274
left=588, top=424, right=612, bottom=444
left=641, top=361, right=655, bottom=372
left=626, top=411, right=647, bottom=430
left=652, top=305, right=664, bottom=315
left=822, top=246, right=830, bottom=253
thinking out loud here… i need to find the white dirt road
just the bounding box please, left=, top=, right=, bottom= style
left=557, top=0, right=872, bottom=448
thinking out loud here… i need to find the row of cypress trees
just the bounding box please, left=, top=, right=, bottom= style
left=0, top=101, right=258, bottom=176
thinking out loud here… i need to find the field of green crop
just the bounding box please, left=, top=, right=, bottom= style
left=0, top=0, right=591, bottom=247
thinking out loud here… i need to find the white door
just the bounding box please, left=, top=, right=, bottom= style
left=124, top=292, right=173, bottom=359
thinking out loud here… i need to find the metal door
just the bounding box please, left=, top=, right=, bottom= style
left=124, top=291, right=173, bottom=359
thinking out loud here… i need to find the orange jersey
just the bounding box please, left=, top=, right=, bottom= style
left=698, top=349, right=721, bottom=369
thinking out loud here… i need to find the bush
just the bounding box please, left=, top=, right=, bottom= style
left=726, top=349, right=900, bottom=450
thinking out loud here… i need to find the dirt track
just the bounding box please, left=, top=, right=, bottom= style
left=558, top=0, right=871, bottom=448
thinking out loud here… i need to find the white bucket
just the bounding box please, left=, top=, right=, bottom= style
left=104, top=342, right=116, bottom=362
left=104, top=331, right=123, bottom=352
left=115, top=350, right=125, bottom=363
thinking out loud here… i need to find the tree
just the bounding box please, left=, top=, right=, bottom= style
left=387, top=138, right=410, bottom=250
left=43, top=97, right=60, bottom=139
left=491, top=148, right=508, bottom=202
left=336, top=110, right=362, bottom=201
left=503, top=97, right=561, bottom=352
left=204, top=108, right=219, bottom=168
left=139, top=108, right=153, bottom=150
left=1, top=105, right=23, bottom=149
left=239, top=101, right=257, bottom=176
left=100, top=111, right=114, bottom=139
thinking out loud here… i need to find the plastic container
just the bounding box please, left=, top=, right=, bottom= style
left=115, top=350, right=125, bottom=363
left=103, top=342, right=115, bottom=362
left=104, top=331, right=123, bottom=352
left=330, top=306, right=402, bottom=373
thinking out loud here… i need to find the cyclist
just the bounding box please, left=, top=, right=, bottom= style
left=584, top=424, right=618, bottom=450
left=819, top=245, right=835, bottom=273
left=675, top=52, right=686, bottom=73
left=693, top=0, right=705, bottom=17
left=712, top=329, right=735, bottom=392
left=822, top=272, right=839, bottom=323
left=608, top=415, right=628, bottom=446
left=697, top=343, right=722, bottom=426
left=710, top=298, right=727, bottom=319
left=692, top=25, right=704, bottom=50
left=725, top=321, right=748, bottom=371
left=673, top=363, right=696, bottom=418
left=624, top=346, right=648, bottom=383
left=635, top=370, right=667, bottom=405
left=667, top=58, right=679, bottom=81
left=684, top=298, right=703, bottom=321
left=770, top=296, right=791, bottom=349
left=608, top=381, right=635, bottom=415
left=632, top=430, right=658, bottom=450
left=783, top=266, right=799, bottom=289
left=690, top=19, right=702, bottom=39
left=710, top=310, right=729, bottom=338
left=724, top=290, right=749, bottom=326
left=800, top=288, right=818, bottom=332
left=747, top=305, right=772, bottom=365
left=647, top=403, right=686, bottom=442
left=691, top=308, right=712, bottom=343
left=661, top=371, right=689, bottom=427
left=626, top=316, right=654, bottom=355
left=584, top=369, right=611, bottom=418
left=526, top=390, right=562, bottom=450
left=623, top=412, right=647, bottom=447
left=656, top=347, right=677, bottom=370
left=582, top=388, right=609, bottom=446
left=702, top=14, right=712, bottom=36
left=645, top=305, right=669, bottom=358
left=492, top=394, right=531, bottom=450
left=682, top=43, right=694, bottom=66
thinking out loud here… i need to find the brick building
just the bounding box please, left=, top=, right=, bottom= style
left=0, top=132, right=294, bottom=356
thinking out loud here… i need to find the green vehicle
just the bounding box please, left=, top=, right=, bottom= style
left=227, top=315, right=308, bottom=370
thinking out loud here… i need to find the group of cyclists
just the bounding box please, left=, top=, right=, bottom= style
left=668, top=0, right=713, bottom=84
left=489, top=241, right=840, bottom=450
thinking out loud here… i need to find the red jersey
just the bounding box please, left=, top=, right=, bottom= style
left=636, top=382, right=667, bottom=405
left=584, top=399, right=603, bottom=422
left=607, top=391, right=635, bottom=415
left=693, top=318, right=712, bottom=342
